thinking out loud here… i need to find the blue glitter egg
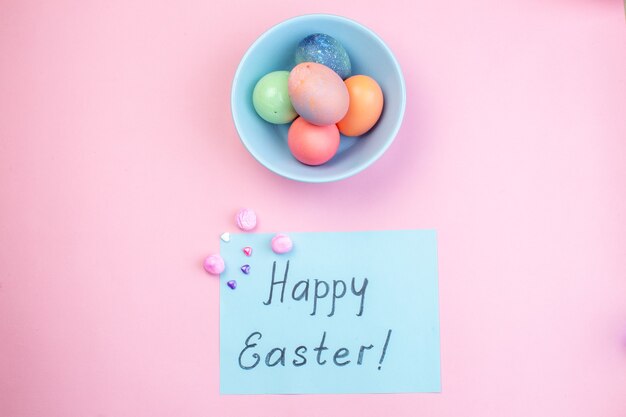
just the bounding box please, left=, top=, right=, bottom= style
left=295, top=33, right=352, bottom=80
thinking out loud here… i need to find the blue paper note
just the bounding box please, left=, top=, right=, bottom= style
left=220, top=230, right=440, bottom=394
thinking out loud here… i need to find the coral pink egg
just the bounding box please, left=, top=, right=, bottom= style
left=288, top=62, right=349, bottom=126
left=288, top=117, right=340, bottom=166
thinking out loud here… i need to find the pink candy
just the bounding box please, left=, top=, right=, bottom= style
left=203, top=254, right=225, bottom=275
left=271, top=233, right=293, bottom=254
left=236, top=208, right=257, bottom=231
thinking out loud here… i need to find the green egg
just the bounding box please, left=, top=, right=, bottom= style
left=252, top=71, right=297, bottom=124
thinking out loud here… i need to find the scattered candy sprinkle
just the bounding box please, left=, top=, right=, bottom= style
left=243, top=246, right=252, bottom=256
left=227, top=280, right=237, bottom=290
left=220, top=232, right=231, bottom=242
left=236, top=208, right=257, bottom=231
left=241, top=264, right=250, bottom=274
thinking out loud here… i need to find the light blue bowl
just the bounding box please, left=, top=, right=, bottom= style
left=231, top=14, right=406, bottom=183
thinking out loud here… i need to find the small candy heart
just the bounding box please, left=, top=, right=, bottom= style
left=220, top=232, right=231, bottom=242
left=241, top=264, right=250, bottom=274
left=227, top=280, right=237, bottom=290
left=243, top=246, right=252, bottom=256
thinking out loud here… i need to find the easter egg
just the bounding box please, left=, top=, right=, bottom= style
left=337, top=75, right=384, bottom=137
left=288, top=62, right=349, bottom=126
left=252, top=71, right=298, bottom=124
left=295, top=33, right=352, bottom=80
left=288, top=117, right=340, bottom=165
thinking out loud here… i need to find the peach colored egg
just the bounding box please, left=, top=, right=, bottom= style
left=288, top=117, right=340, bottom=165
left=288, top=62, right=349, bottom=126
left=337, top=75, right=384, bottom=137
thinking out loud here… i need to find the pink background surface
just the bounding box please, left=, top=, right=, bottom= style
left=1, top=0, right=625, bottom=416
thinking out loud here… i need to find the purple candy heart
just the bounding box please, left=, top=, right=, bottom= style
left=227, top=280, right=237, bottom=290
left=241, top=264, right=250, bottom=274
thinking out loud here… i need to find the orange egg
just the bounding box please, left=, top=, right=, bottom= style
left=337, top=75, right=384, bottom=137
